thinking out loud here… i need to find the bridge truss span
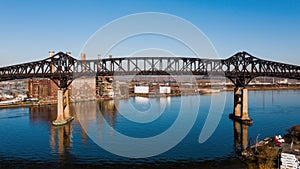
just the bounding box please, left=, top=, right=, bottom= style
left=222, top=52, right=300, bottom=87
left=1, top=51, right=300, bottom=88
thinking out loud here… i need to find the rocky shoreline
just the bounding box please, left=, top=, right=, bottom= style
left=242, top=125, right=300, bottom=169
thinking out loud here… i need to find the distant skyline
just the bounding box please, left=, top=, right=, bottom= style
left=0, top=0, right=299, bottom=66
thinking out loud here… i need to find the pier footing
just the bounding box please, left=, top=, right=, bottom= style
left=52, top=89, right=74, bottom=126
left=52, top=116, right=74, bottom=126
left=229, top=114, right=253, bottom=125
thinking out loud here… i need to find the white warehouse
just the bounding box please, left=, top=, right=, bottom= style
left=159, top=86, right=171, bottom=94
left=134, top=86, right=149, bottom=94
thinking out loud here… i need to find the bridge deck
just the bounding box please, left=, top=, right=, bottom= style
left=1, top=51, right=300, bottom=88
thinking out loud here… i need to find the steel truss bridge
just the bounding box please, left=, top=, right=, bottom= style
left=0, top=51, right=299, bottom=89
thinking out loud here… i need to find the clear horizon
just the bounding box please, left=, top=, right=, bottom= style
left=0, top=0, right=299, bottom=66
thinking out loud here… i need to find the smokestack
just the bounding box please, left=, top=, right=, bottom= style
left=49, top=51, right=55, bottom=57
left=81, top=53, right=86, bottom=72
left=109, top=55, right=112, bottom=71
left=49, top=51, right=55, bottom=73
left=81, top=53, right=86, bottom=60
left=98, top=54, right=101, bottom=71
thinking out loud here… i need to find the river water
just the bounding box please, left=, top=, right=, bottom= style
left=0, top=90, right=300, bottom=168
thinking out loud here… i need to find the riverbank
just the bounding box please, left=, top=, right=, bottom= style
left=225, top=85, right=300, bottom=91
left=124, top=85, right=300, bottom=98
left=242, top=125, right=300, bottom=169
left=1, top=86, right=300, bottom=109
left=0, top=101, right=57, bottom=109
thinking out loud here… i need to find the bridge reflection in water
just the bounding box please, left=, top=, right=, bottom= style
left=28, top=101, right=117, bottom=163
left=50, top=123, right=72, bottom=161
left=29, top=106, right=72, bottom=161
left=28, top=97, right=251, bottom=161
left=233, top=121, right=250, bottom=155
left=74, top=99, right=119, bottom=139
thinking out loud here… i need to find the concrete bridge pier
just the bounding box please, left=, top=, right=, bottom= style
left=63, top=89, right=71, bottom=120
left=241, top=88, right=251, bottom=121
left=52, top=89, right=74, bottom=126
left=233, top=87, right=242, bottom=117
left=230, top=87, right=253, bottom=125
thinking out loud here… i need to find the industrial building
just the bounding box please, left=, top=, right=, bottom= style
left=28, top=78, right=58, bottom=101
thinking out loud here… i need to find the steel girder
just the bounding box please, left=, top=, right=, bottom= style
left=1, top=51, right=300, bottom=88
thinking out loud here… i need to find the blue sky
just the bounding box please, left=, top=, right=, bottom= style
left=0, top=0, right=299, bottom=66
